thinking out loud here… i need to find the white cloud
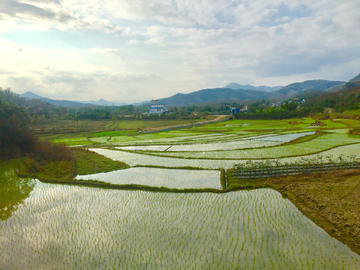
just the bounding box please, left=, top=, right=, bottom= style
left=0, top=0, right=121, bottom=32
left=1, top=0, right=360, bottom=101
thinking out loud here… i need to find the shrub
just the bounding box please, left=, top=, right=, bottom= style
left=348, top=127, right=360, bottom=135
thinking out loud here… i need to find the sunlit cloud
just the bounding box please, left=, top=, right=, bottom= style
left=0, top=0, right=359, bottom=102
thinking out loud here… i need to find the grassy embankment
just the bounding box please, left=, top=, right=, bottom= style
left=20, top=148, right=129, bottom=181
left=226, top=168, right=360, bottom=255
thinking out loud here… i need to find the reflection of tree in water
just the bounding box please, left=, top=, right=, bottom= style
left=0, top=160, right=35, bottom=220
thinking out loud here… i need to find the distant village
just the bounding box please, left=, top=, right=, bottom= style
left=144, top=98, right=307, bottom=116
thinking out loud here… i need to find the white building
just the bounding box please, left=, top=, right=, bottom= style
left=149, top=104, right=168, bottom=114
left=144, top=100, right=169, bottom=115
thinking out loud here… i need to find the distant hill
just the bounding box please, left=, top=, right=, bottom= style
left=308, top=86, right=360, bottom=103
left=1, top=88, right=55, bottom=112
left=20, top=92, right=88, bottom=107
left=132, top=100, right=151, bottom=106
left=157, top=88, right=278, bottom=106
left=21, top=91, right=44, bottom=99
left=305, top=85, right=360, bottom=113
left=16, top=76, right=358, bottom=108
left=274, top=80, right=345, bottom=97
left=154, top=79, right=351, bottom=107
left=41, top=98, right=88, bottom=107
left=325, top=74, right=360, bottom=93
left=79, top=99, right=127, bottom=106
left=20, top=91, right=126, bottom=107
left=224, top=83, right=282, bottom=92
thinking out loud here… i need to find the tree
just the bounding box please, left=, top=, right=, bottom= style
left=0, top=98, right=34, bottom=158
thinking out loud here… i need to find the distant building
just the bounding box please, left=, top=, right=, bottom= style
left=231, top=108, right=240, bottom=115
left=149, top=104, right=168, bottom=114
left=144, top=100, right=169, bottom=115
left=294, top=97, right=306, bottom=103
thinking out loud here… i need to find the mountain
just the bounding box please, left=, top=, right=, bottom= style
left=156, top=88, right=278, bottom=107
left=20, top=92, right=126, bottom=107
left=18, top=76, right=357, bottom=108
left=325, top=73, right=360, bottom=93
left=132, top=100, right=151, bottom=106
left=21, top=91, right=43, bottom=99
left=79, top=99, right=127, bottom=106
left=274, top=80, right=345, bottom=97
left=20, top=92, right=89, bottom=107
left=224, top=83, right=282, bottom=92
left=41, top=98, right=88, bottom=107
left=155, top=79, right=349, bottom=107
left=306, top=85, right=360, bottom=110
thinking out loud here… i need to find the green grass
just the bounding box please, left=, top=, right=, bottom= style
left=74, top=148, right=130, bottom=175
left=196, top=118, right=314, bottom=130
left=338, top=109, right=360, bottom=116
left=333, top=119, right=360, bottom=127
left=36, top=119, right=206, bottom=140
left=53, top=137, right=95, bottom=146
left=20, top=148, right=130, bottom=181
left=87, top=130, right=137, bottom=138
left=111, top=119, right=203, bottom=129
left=320, top=120, right=348, bottom=128
left=48, top=117, right=360, bottom=148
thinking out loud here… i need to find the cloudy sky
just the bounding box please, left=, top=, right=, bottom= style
left=1, top=0, right=360, bottom=103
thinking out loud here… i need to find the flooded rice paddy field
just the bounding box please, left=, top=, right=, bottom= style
left=3, top=119, right=360, bottom=269
left=76, top=167, right=221, bottom=189
left=83, top=119, right=360, bottom=171
left=72, top=119, right=360, bottom=166
left=90, top=143, right=360, bottom=170
left=134, top=133, right=360, bottom=159
left=1, top=181, right=359, bottom=269
left=116, top=132, right=315, bottom=152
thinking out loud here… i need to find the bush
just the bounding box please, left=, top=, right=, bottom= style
left=348, top=127, right=360, bottom=135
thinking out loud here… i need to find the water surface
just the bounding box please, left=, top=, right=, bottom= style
left=0, top=160, right=35, bottom=220
left=76, top=167, right=222, bottom=189
left=1, top=182, right=359, bottom=269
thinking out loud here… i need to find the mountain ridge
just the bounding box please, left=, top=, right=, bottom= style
left=324, top=74, right=360, bottom=93
left=224, top=83, right=282, bottom=92
left=20, top=92, right=127, bottom=107
left=155, top=79, right=348, bottom=106
left=274, top=79, right=345, bottom=97
left=18, top=76, right=358, bottom=108
left=156, top=88, right=279, bottom=106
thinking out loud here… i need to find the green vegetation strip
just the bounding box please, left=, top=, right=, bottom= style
left=132, top=165, right=217, bottom=170
left=38, top=178, right=252, bottom=193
